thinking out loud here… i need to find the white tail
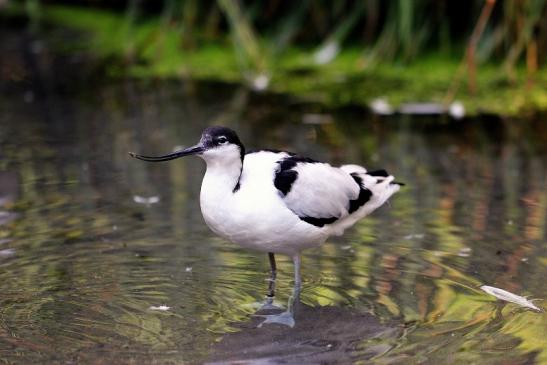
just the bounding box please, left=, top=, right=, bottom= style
left=330, top=165, right=401, bottom=235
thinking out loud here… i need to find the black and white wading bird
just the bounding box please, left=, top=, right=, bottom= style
left=130, top=126, right=401, bottom=327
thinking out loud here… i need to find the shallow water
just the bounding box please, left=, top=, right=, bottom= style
left=1, top=40, right=547, bottom=364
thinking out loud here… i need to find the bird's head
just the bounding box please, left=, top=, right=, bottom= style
left=129, top=126, right=245, bottom=165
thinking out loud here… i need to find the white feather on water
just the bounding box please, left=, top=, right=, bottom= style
left=480, top=285, right=543, bottom=312
left=149, top=305, right=171, bottom=311
left=133, top=195, right=160, bottom=206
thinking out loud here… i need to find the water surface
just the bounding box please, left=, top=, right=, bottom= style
left=1, top=37, right=546, bottom=364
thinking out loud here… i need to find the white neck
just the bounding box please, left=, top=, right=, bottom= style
left=201, top=157, right=243, bottom=194
left=199, top=156, right=243, bottom=237
left=198, top=144, right=245, bottom=236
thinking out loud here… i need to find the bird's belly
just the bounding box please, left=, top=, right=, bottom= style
left=200, top=191, right=326, bottom=255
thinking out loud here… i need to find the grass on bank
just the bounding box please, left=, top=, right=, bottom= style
left=7, top=4, right=547, bottom=116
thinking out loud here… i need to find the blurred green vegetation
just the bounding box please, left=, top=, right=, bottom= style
left=2, top=0, right=547, bottom=115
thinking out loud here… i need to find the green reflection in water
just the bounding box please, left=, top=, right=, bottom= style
left=0, top=80, right=545, bottom=363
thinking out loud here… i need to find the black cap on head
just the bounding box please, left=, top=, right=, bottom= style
left=202, top=126, right=245, bottom=161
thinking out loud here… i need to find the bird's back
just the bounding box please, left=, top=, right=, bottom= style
left=241, top=150, right=400, bottom=236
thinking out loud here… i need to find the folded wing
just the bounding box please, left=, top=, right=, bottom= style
left=274, top=156, right=371, bottom=227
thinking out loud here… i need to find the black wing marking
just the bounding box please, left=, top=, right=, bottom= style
left=274, top=155, right=319, bottom=196
left=274, top=155, right=365, bottom=228
left=348, top=174, right=372, bottom=214
left=367, top=169, right=389, bottom=177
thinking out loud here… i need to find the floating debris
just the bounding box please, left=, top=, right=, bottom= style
left=449, top=101, right=465, bottom=119
left=457, top=247, right=472, bottom=257
left=369, top=98, right=394, bottom=115
left=480, top=285, right=543, bottom=312
left=133, top=195, right=160, bottom=206
left=149, top=305, right=171, bottom=311
left=396, top=101, right=466, bottom=118
left=404, top=233, right=425, bottom=240
left=0, top=248, right=15, bottom=257
left=249, top=73, right=270, bottom=91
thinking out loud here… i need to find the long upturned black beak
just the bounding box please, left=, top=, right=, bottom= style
left=129, top=144, right=204, bottom=162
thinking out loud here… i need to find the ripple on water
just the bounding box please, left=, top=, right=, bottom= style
left=1, top=80, right=546, bottom=364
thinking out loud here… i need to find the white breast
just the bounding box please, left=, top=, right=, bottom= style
left=200, top=151, right=328, bottom=255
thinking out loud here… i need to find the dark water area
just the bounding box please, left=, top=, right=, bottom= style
left=1, top=29, right=546, bottom=364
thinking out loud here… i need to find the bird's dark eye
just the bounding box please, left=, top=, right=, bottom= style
left=217, top=136, right=228, bottom=144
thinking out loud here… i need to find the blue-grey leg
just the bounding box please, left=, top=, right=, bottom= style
left=257, top=254, right=301, bottom=328
left=292, top=254, right=302, bottom=295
